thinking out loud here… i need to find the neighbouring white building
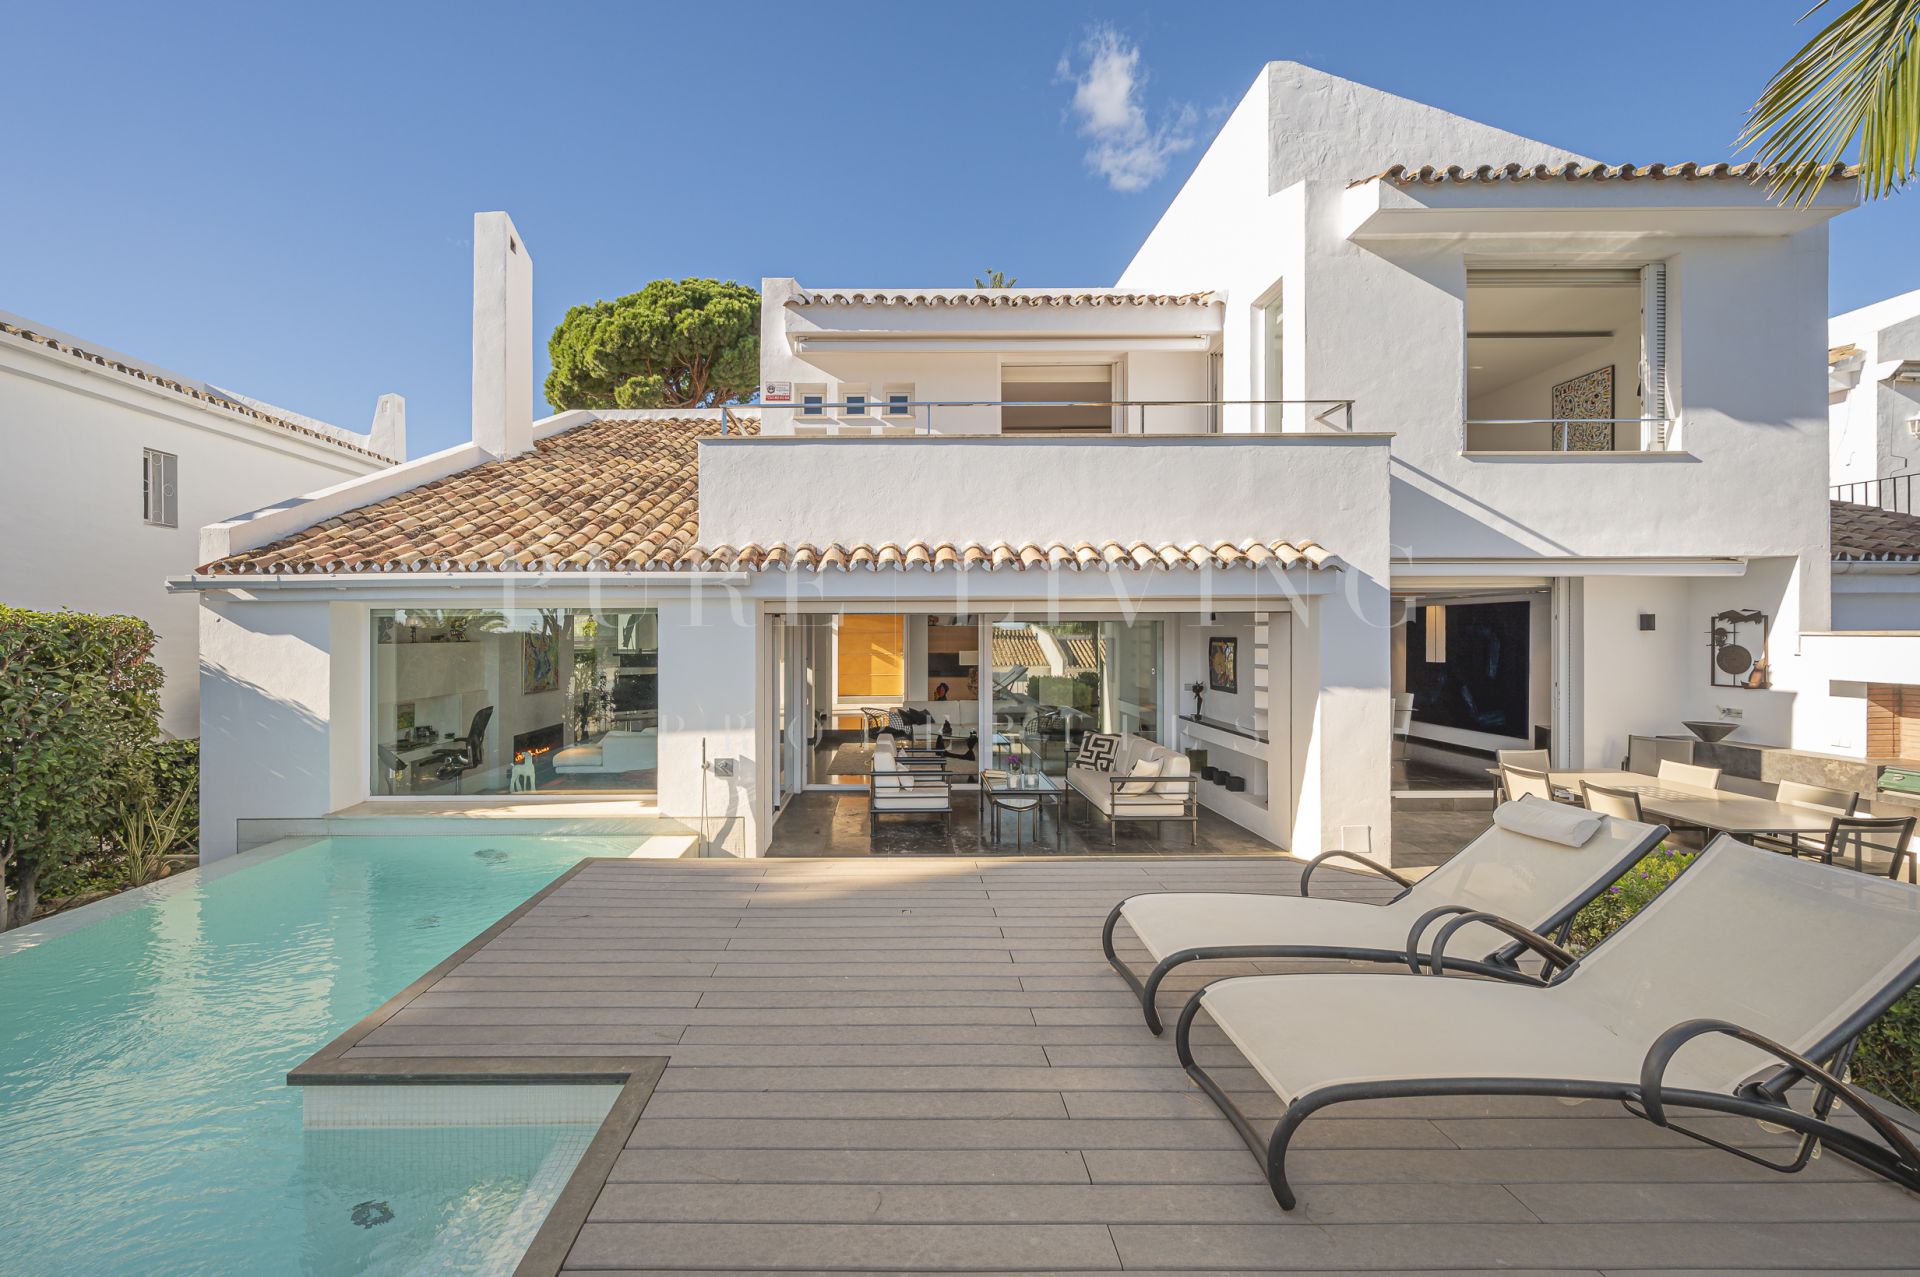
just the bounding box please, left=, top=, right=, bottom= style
left=0, top=311, right=402, bottom=734
left=181, top=63, right=1920, bottom=863
left=1830, top=287, right=1920, bottom=498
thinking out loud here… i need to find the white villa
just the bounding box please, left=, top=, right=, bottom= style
left=1831, top=286, right=1920, bottom=499
left=179, top=63, right=1920, bottom=861
left=0, top=309, right=402, bottom=735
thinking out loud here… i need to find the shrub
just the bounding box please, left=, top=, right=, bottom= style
left=0, top=607, right=163, bottom=928
left=1568, top=843, right=1920, bottom=1111
left=1566, top=845, right=1696, bottom=952
left=142, top=737, right=200, bottom=844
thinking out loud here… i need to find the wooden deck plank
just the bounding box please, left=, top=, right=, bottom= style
left=308, top=855, right=1918, bottom=1273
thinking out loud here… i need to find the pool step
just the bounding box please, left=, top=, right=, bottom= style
left=237, top=801, right=702, bottom=856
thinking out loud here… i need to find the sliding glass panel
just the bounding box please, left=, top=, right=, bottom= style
left=989, top=619, right=1162, bottom=778
left=369, top=607, right=657, bottom=797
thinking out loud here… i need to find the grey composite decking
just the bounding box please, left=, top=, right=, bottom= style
left=315, top=856, right=1920, bottom=1273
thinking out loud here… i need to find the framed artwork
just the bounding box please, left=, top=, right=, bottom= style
left=1708, top=609, right=1772, bottom=689
left=522, top=630, right=560, bottom=693
left=1208, top=637, right=1238, bottom=694
left=1551, top=365, right=1615, bottom=451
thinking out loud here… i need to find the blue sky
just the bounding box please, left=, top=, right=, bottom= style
left=4, top=1, right=1914, bottom=457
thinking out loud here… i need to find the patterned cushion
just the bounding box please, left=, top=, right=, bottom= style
left=1074, top=733, right=1121, bottom=772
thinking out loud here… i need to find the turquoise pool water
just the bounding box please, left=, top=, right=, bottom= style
left=0, top=836, right=635, bottom=1276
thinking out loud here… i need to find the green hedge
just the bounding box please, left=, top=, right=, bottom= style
left=1570, top=847, right=1920, bottom=1111
left=0, top=606, right=165, bottom=929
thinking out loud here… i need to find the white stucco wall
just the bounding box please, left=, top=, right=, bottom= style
left=199, top=595, right=339, bottom=858
left=0, top=338, right=389, bottom=736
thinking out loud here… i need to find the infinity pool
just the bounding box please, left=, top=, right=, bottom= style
left=0, top=836, right=637, bottom=1276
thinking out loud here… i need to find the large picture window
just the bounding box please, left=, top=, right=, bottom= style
left=369, top=607, right=657, bottom=797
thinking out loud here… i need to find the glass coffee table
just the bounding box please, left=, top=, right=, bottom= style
left=983, top=770, right=1067, bottom=851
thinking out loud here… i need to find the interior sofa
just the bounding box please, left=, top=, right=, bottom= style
left=552, top=728, right=657, bottom=775
left=1066, top=733, right=1198, bottom=845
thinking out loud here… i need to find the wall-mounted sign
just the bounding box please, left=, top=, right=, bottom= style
left=761, top=381, right=793, bottom=404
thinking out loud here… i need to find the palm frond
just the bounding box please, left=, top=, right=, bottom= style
left=1742, top=0, right=1920, bottom=204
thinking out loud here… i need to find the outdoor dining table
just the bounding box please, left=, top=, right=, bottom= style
left=1488, top=766, right=1840, bottom=839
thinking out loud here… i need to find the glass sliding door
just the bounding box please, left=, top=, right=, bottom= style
left=989, top=619, right=1163, bottom=778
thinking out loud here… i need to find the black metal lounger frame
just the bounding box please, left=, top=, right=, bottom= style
left=1102, top=825, right=1669, bottom=1034
left=1173, top=911, right=1920, bottom=1209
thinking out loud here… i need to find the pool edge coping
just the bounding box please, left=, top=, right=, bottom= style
left=286, top=857, right=668, bottom=1277
left=0, top=836, right=328, bottom=958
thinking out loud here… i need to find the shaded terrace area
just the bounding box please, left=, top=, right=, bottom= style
left=294, top=856, right=1920, bottom=1273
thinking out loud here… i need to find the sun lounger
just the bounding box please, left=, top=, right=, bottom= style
left=1102, top=798, right=1667, bottom=1032
left=1175, top=835, right=1920, bottom=1208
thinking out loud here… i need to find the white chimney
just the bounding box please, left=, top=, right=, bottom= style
left=369, top=392, right=407, bottom=461
left=471, top=211, right=533, bottom=459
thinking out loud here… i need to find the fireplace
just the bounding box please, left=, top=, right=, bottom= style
left=512, top=723, right=565, bottom=764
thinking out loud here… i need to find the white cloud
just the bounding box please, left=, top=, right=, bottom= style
left=1056, top=25, right=1196, bottom=193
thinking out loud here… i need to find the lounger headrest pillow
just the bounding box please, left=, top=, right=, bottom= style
left=1491, top=795, right=1603, bottom=848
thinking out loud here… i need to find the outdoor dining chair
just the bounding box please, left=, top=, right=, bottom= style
left=1818, top=814, right=1918, bottom=882
left=1173, top=836, right=1920, bottom=1209
left=1755, top=781, right=1859, bottom=858
left=1102, top=797, right=1666, bottom=1033
left=1579, top=780, right=1645, bottom=823
left=1658, top=758, right=1723, bottom=790
left=1499, top=764, right=1556, bottom=804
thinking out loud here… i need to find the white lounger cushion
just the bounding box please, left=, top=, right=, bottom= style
left=1121, top=807, right=1661, bottom=966
left=1199, top=838, right=1920, bottom=1104
left=1122, top=893, right=1426, bottom=958
left=1491, top=794, right=1601, bottom=846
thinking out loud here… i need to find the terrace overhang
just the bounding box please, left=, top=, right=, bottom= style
left=789, top=330, right=1212, bottom=354
left=1341, top=177, right=1856, bottom=243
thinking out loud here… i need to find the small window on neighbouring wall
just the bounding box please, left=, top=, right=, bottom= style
left=143, top=449, right=178, bottom=527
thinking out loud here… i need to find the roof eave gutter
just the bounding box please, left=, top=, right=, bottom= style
left=1832, top=559, right=1920, bottom=575
left=169, top=571, right=753, bottom=594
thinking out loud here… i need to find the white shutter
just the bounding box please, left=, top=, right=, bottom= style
left=143, top=448, right=179, bottom=527
left=1640, top=263, right=1669, bottom=449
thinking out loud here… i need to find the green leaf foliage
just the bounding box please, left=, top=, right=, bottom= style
left=1744, top=0, right=1919, bottom=203
left=545, top=279, right=760, bottom=411
left=0, top=606, right=164, bottom=928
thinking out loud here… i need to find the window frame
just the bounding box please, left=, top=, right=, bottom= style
left=142, top=448, right=178, bottom=527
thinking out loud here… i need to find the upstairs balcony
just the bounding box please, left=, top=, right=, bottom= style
left=723, top=396, right=1356, bottom=438
left=697, top=398, right=1390, bottom=576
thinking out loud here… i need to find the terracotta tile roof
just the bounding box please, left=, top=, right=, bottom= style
left=686, top=539, right=1338, bottom=574
left=203, top=416, right=724, bottom=574
left=788, top=289, right=1217, bottom=309
left=1832, top=500, right=1920, bottom=562
left=0, top=317, right=397, bottom=463
left=991, top=632, right=1102, bottom=671
left=1351, top=161, right=1860, bottom=188
left=200, top=415, right=1341, bottom=576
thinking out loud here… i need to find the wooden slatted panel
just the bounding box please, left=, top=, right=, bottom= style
left=1867, top=684, right=1920, bottom=759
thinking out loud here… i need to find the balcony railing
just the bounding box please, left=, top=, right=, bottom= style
left=720, top=398, right=1354, bottom=437
left=1833, top=473, right=1916, bottom=515
left=1464, top=418, right=1674, bottom=453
